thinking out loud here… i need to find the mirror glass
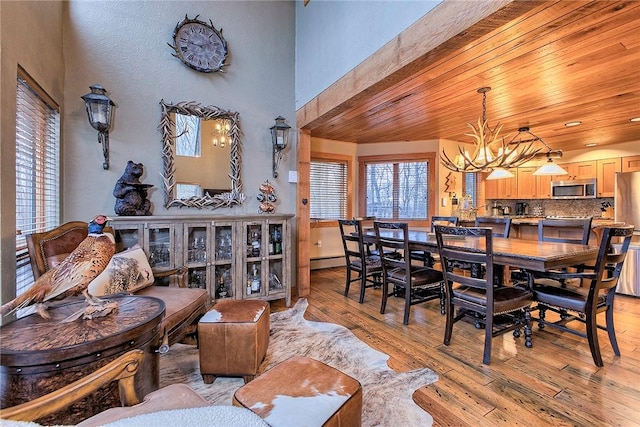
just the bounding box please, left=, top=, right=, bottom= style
left=160, top=100, right=245, bottom=209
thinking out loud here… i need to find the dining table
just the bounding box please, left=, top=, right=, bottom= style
left=364, top=228, right=600, bottom=274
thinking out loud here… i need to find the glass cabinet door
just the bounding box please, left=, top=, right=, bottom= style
left=266, top=220, right=287, bottom=298
left=245, top=222, right=263, bottom=261
left=184, top=223, right=210, bottom=290
left=113, top=225, right=142, bottom=253
left=145, top=224, right=174, bottom=268
left=242, top=221, right=264, bottom=299
left=212, top=222, right=235, bottom=300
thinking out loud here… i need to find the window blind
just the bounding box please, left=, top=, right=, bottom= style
left=15, top=75, right=60, bottom=294
left=464, top=172, right=479, bottom=206
left=310, top=159, right=348, bottom=220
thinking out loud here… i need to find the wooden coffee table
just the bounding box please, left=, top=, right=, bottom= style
left=0, top=294, right=164, bottom=425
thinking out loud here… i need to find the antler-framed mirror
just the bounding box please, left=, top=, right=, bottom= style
left=160, top=100, right=245, bottom=209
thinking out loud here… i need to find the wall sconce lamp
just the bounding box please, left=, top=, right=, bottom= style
left=81, top=84, right=115, bottom=170
left=270, top=116, right=291, bottom=178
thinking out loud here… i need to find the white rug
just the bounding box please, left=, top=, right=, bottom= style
left=160, top=298, right=437, bottom=426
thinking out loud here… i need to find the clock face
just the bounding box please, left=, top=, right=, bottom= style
left=172, top=17, right=227, bottom=73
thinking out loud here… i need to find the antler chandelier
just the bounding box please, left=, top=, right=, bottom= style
left=440, top=87, right=565, bottom=178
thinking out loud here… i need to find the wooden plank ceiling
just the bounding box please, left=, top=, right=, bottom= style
left=302, top=0, right=640, bottom=153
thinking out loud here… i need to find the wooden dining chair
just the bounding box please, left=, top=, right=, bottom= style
left=536, top=217, right=593, bottom=245
left=450, top=216, right=512, bottom=284
left=474, top=216, right=512, bottom=237
left=511, top=217, right=593, bottom=287
left=374, top=221, right=444, bottom=325
left=531, top=225, right=634, bottom=367
left=434, top=225, right=533, bottom=365
left=338, top=219, right=382, bottom=304
left=410, top=216, right=459, bottom=266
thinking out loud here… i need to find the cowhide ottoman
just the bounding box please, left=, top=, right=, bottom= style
left=233, top=356, right=362, bottom=427
left=198, top=299, right=270, bottom=384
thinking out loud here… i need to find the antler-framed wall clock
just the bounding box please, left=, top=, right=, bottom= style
left=169, top=14, right=228, bottom=73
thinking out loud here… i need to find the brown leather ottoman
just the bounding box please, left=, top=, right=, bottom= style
left=233, top=356, right=362, bottom=427
left=198, top=299, right=270, bottom=384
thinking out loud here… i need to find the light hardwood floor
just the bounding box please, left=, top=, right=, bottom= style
left=272, top=267, right=640, bottom=427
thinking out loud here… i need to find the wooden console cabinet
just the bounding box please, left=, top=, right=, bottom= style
left=110, top=215, right=293, bottom=307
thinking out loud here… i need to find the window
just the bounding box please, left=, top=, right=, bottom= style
left=359, top=154, right=436, bottom=226
left=176, top=183, right=202, bottom=199
left=175, top=113, right=201, bottom=157
left=463, top=172, right=478, bottom=206
left=310, top=153, right=351, bottom=222
left=15, top=70, right=61, bottom=295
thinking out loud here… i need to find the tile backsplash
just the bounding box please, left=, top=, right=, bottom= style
left=487, top=198, right=615, bottom=218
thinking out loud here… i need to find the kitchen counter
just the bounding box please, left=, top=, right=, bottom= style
left=459, top=217, right=621, bottom=243
left=464, top=216, right=616, bottom=226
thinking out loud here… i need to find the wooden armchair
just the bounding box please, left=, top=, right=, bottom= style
left=25, top=221, right=209, bottom=352
left=1, top=350, right=145, bottom=422
left=0, top=350, right=213, bottom=425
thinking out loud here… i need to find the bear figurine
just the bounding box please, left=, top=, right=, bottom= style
left=113, top=161, right=154, bottom=216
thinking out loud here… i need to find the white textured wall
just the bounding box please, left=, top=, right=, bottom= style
left=295, top=0, right=440, bottom=108
left=63, top=0, right=296, bottom=220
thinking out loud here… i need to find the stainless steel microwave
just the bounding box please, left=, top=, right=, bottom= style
left=551, top=178, right=597, bottom=199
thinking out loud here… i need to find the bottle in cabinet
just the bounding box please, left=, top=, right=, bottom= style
left=269, top=224, right=283, bottom=255
left=247, top=224, right=262, bottom=258
left=214, top=265, right=233, bottom=299
left=246, top=262, right=262, bottom=296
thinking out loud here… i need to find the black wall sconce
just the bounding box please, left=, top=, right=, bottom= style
left=270, top=116, right=291, bottom=178
left=81, top=84, right=115, bottom=170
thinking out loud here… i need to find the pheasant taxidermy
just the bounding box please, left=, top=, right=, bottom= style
left=0, top=215, right=117, bottom=321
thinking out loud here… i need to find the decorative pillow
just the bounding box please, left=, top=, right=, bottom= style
left=88, top=245, right=155, bottom=296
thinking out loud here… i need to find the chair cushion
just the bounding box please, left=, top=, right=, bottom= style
left=533, top=284, right=602, bottom=313
left=136, top=285, right=208, bottom=337
left=388, top=267, right=443, bottom=287
left=351, top=255, right=382, bottom=270
left=76, top=384, right=210, bottom=426
left=453, top=285, right=532, bottom=313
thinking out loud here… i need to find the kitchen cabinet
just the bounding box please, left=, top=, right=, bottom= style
left=622, top=155, right=640, bottom=173
left=516, top=167, right=552, bottom=199
left=110, top=215, right=293, bottom=306
left=596, top=157, right=621, bottom=197
left=560, top=160, right=597, bottom=180
left=484, top=173, right=517, bottom=199
left=516, top=167, right=536, bottom=199
left=537, top=174, right=553, bottom=198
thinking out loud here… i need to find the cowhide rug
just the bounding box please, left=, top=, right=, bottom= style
left=160, top=298, right=437, bottom=426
